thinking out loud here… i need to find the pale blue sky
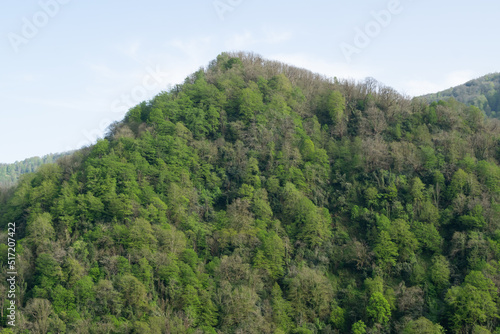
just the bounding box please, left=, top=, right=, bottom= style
left=1, top=0, right=499, bottom=163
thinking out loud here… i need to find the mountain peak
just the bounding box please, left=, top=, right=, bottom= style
left=1, top=53, right=500, bottom=333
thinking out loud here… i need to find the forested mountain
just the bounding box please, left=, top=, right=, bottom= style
left=0, top=153, right=71, bottom=188
left=1, top=52, right=500, bottom=333
left=421, top=73, right=500, bottom=118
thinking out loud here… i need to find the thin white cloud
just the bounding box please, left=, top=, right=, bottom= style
left=22, top=74, right=36, bottom=82
left=85, top=61, right=161, bottom=92
left=403, top=70, right=477, bottom=96
left=87, top=63, right=121, bottom=80
left=170, top=37, right=214, bottom=59
left=225, top=31, right=255, bottom=50
left=6, top=95, right=96, bottom=113
left=263, top=30, right=292, bottom=44
left=121, top=40, right=142, bottom=61
left=446, top=70, right=476, bottom=87
left=224, top=28, right=294, bottom=50
left=404, top=80, right=443, bottom=97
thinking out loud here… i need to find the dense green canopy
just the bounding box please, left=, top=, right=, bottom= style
left=1, top=52, right=500, bottom=333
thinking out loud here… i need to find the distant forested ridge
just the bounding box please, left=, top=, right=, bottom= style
left=421, top=72, right=500, bottom=118
left=0, top=152, right=70, bottom=187
left=1, top=52, right=500, bottom=333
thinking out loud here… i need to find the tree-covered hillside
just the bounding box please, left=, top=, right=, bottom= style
left=421, top=73, right=500, bottom=118
left=0, top=153, right=70, bottom=188
left=1, top=52, right=500, bottom=333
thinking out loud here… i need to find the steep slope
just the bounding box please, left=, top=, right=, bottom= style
left=421, top=72, right=500, bottom=118
left=1, top=52, right=500, bottom=333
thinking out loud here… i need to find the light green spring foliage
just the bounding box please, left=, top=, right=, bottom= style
left=403, top=317, right=445, bottom=333
left=1, top=52, right=500, bottom=333
left=352, top=320, right=367, bottom=334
